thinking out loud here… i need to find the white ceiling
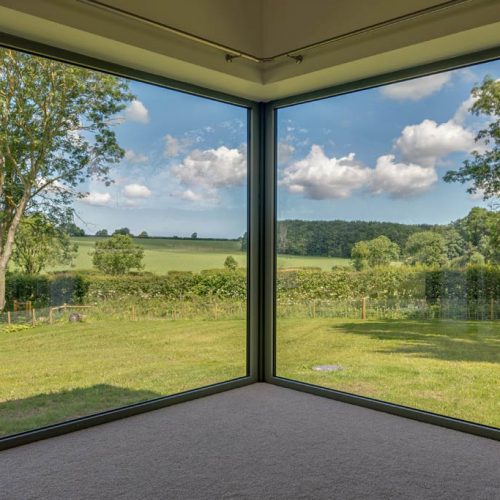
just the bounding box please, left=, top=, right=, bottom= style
left=0, top=0, right=499, bottom=101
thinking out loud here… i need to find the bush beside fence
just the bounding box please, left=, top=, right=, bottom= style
left=3, top=265, right=500, bottom=326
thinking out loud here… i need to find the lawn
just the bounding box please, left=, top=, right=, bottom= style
left=1, top=316, right=497, bottom=437
left=43, top=237, right=349, bottom=273
left=0, top=318, right=247, bottom=436
left=277, top=318, right=500, bottom=428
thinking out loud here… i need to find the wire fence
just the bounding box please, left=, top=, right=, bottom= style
left=0, top=297, right=498, bottom=329
left=277, top=298, right=500, bottom=321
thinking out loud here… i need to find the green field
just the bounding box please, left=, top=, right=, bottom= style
left=45, top=237, right=349, bottom=273
left=0, top=316, right=498, bottom=436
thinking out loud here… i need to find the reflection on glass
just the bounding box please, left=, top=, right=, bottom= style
left=0, top=47, right=247, bottom=437
left=276, top=61, right=500, bottom=428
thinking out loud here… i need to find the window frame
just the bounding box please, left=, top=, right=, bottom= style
left=265, top=46, right=500, bottom=440
left=0, top=32, right=499, bottom=449
left=0, top=33, right=260, bottom=450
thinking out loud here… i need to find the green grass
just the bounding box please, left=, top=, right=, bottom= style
left=277, top=318, right=500, bottom=428
left=44, top=237, right=349, bottom=273
left=0, top=318, right=246, bottom=436
left=1, top=316, right=498, bottom=436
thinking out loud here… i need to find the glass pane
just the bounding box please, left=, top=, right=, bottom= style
left=0, top=48, right=248, bottom=437
left=276, top=60, right=500, bottom=428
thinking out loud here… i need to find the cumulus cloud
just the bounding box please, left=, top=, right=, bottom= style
left=395, top=118, right=475, bottom=167
left=277, top=142, right=295, bottom=164
left=124, top=149, right=148, bottom=163
left=280, top=145, right=372, bottom=200
left=280, top=146, right=439, bottom=200
left=381, top=72, right=451, bottom=101
left=123, top=100, right=149, bottom=123
left=164, top=134, right=180, bottom=157
left=171, top=146, right=246, bottom=201
left=163, top=134, right=195, bottom=158
left=370, top=155, right=437, bottom=197
left=452, top=94, right=477, bottom=125
left=81, top=192, right=112, bottom=206
left=178, top=189, right=216, bottom=202
left=123, top=184, right=152, bottom=199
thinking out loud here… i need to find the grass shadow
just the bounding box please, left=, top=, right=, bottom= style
left=334, top=320, right=500, bottom=363
left=0, top=384, right=162, bottom=437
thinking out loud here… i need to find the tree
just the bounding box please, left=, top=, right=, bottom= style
left=351, top=241, right=370, bottom=271
left=12, top=213, right=78, bottom=275
left=191, top=232, right=198, bottom=239
left=95, top=229, right=109, bottom=237
left=0, top=47, right=133, bottom=309
left=138, top=231, right=149, bottom=238
left=91, top=234, right=144, bottom=275
left=405, top=231, right=448, bottom=267
left=62, top=222, right=85, bottom=237
left=224, top=255, right=238, bottom=270
left=444, top=76, right=500, bottom=201
left=113, top=227, right=131, bottom=236
left=454, top=207, right=500, bottom=264
left=351, top=236, right=399, bottom=270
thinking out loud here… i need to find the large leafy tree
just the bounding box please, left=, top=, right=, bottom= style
left=351, top=235, right=399, bottom=270
left=0, top=48, right=133, bottom=309
left=405, top=231, right=448, bottom=267
left=12, top=213, right=77, bottom=275
left=91, top=234, right=144, bottom=274
left=444, top=76, right=500, bottom=202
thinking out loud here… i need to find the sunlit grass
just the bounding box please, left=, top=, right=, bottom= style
left=2, top=316, right=497, bottom=437
left=43, top=237, right=350, bottom=273
left=0, top=318, right=246, bottom=436
left=277, top=318, right=500, bottom=428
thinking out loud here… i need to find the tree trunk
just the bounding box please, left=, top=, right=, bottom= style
left=0, top=265, right=6, bottom=312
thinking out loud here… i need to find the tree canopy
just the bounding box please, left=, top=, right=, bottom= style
left=444, top=76, right=500, bottom=202
left=0, top=47, right=133, bottom=308
left=405, top=231, right=448, bottom=267
left=351, top=235, right=399, bottom=270
left=91, top=234, right=144, bottom=275
left=12, top=213, right=77, bottom=275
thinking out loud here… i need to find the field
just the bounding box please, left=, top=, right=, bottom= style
left=1, top=316, right=498, bottom=436
left=45, top=237, right=349, bottom=273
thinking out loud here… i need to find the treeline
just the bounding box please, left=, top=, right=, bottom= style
left=241, top=220, right=434, bottom=257
left=276, top=219, right=435, bottom=257
left=240, top=208, right=499, bottom=264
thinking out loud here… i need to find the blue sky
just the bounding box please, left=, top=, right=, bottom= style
left=74, top=58, right=500, bottom=237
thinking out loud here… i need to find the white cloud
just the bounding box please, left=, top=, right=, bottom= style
left=370, top=155, right=437, bottom=197
left=81, top=192, right=112, bottom=206
left=124, top=149, right=148, bottom=163
left=123, top=100, right=149, bottom=124
left=381, top=72, right=451, bottom=101
left=171, top=146, right=246, bottom=200
left=280, top=145, right=372, bottom=200
left=179, top=189, right=215, bottom=202
left=277, top=142, right=295, bottom=164
left=395, top=118, right=475, bottom=167
left=452, top=94, right=477, bottom=125
left=163, top=134, right=196, bottom=158
left=123, top=183, right=152, bottom=199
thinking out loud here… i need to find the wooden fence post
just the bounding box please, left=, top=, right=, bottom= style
left=7, top=311, right=11, bottom=325
left=32, top=308, right=36, bottom=326
left=491, top=298, right=495, bottom=321
left=361, top=297, right=367, bottom=320
left=49, top=308, right=53, bottom=325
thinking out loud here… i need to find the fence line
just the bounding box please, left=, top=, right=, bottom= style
left=1, top=297, right=498, bottom=329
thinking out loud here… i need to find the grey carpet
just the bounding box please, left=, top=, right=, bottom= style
left=1, top=383, right=499, bottom=499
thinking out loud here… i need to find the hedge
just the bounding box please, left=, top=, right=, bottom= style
left=5, top=265, right=500, bottom=308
